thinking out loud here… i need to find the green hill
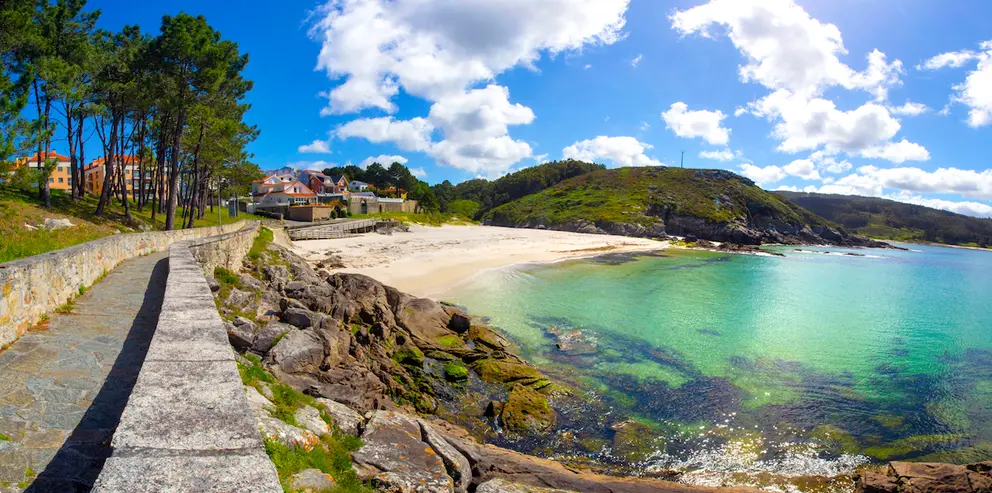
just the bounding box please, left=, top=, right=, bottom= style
left=483, top=166, right=884, bottom=246
left=776, top=191, right=992, bottom=247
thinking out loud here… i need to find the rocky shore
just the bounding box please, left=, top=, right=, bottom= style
left=210, top=238, right=979, bottom=492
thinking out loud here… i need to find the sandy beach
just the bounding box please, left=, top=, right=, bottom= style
left=289, top=224, right=666, bottom=298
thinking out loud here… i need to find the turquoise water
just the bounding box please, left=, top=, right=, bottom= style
left=445, top=244, right=992, bottom=481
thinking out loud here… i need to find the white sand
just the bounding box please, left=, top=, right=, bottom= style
left=290, top=225, right=666, bottom=298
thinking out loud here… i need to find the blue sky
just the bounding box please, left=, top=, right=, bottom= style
left=86, top=0, right=992, bottom=216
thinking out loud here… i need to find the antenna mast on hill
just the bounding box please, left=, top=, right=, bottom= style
left=680, top=150, right=685, bottom=168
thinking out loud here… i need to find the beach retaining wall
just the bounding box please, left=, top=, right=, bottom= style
left=0, top=222, right=249, bottom=349
left=93, top=228, right=282, bottom=492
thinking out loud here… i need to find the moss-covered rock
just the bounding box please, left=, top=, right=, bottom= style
left=436, top=334, right=465, bottom=349
left=443, top=363, right=469, bottom=382
left=468, top=326, right=509, bottom=350
left=470, top=358, right=541, bottom=386
left=501, top=385, right=556, bottom=435
left=394, top=346, right=425, bottom=367
left=610, top=421, right=662, bottom=463
left=809, top=424, right=860, bottom=455
left=863, top=434, right=969, bottom=461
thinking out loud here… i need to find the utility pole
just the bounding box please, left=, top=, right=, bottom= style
left=680, top=150, right=685, bottom=168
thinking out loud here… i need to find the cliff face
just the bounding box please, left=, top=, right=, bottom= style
left=483, top=167, right=890, bottom=247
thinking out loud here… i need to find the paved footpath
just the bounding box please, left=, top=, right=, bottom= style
left=0, top=252, right=168, bottom=493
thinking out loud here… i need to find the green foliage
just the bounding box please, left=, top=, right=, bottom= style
left=778, top=191, right=992, bottom=246
left=443, top=363, right=469, bottom=382
left=213, top=266, right=241, bottom=286
left=483, top=166, right=817, bottom=230
left=0, top=433, right=10, bottom=441
left=264, top=435, right=371, bottom=493
left=434, top=159, right=605, bottom=218
left=446, top=199, right=480, bottom=219
left=249, top=226, right=274, bottom=261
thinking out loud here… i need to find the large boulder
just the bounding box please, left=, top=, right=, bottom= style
left=470, top=358, right=542, bottom=386
left=315, top=398, right=364, bottom=436
left=226, top=319, right=257, bottom=352
left=256, top=415, right=320, bottom=451
left=420, top=420, right=472, bottom=493
left=289, top=469, right=336, bottom=493
left=266, top=330, right=324, bottom=374
left=261, top=265, right=290, bottom=292
left=226, top=288, right=255, bottom=311
left=326, top=273, right=396, bottom=326
left=353, top=411, right=454, bottom=493
left=294, top=405, right=330, bottom=436
left=501, top=385, right=556, bottom=436
left=281, top=307, right=318, bottom=329
left=477, top=479, right=576, bottom=493
left=252, top=321, right=293, bottom=354
left=394, top=296, right=460, bottom=343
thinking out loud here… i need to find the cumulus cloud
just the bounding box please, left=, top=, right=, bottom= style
left=891, top=194, right=992, bottom=218
left=783, top=159, right=820, bottom=180
left=562, top=136, right=661, bottom=167
left=336, top=117, right=434, bottom=152
left=359, top=154, right=408, bottom=169
left=888, top=101, right=929, bottom=116
left=809, top=151, right=852, bottom=174
left=631, top=54, right=643, bottom=67
left=671, top=0, right=902, bottom=99
left=859, top=139, right=931, bottom=163
left=672, top=1, right=925, bottom=163
left=287, top=160, right=336, bottom=170
left=699, top=149, right=738, bottom=161
left=739, top=164, right=786, bottom=185
left=312, top=0, right=630, bottom=175
left=661, top=102, right=731, bottom=146
left=298, top=139, right=332, bottom=154
left=918, top=47, right=983, bottom=71
left=410, top=167, right=427, bottom=178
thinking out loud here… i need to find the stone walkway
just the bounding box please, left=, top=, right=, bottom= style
left=0, top=252, right=168, bottom=493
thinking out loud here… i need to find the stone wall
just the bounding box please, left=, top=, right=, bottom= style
left=92, top=239, right=281, bottom=492
left=189, top=222, right=260, bottom=274
left=0, top=222, right=250, bottom=349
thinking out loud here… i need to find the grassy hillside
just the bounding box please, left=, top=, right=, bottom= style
left=487, top=167, right=814, bottom=227
left=482, top=167, right=881, bottom=246
left=0, top=187, right=263, bottom=263
left=777, top=192, right=992, bottom=247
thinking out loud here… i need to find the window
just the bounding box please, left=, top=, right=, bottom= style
left=57, top=166, right=63, bottom=172
left=58, top=177, right=63, bottom=183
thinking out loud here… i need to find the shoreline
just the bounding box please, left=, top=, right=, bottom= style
left=288, top=224, right=668, bottom=298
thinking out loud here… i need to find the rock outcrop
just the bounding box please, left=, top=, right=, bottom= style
left=857, top=462, right=992, bottom=493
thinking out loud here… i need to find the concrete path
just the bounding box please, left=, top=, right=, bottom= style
left=0, top=252, right=168, bottom=493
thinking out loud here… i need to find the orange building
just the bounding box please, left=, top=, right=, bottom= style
left=14, top=152, right=73, bottom=190
left=84, top=156, right=161, bottom=200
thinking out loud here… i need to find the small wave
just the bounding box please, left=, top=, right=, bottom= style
left=793, top=249, right=884, bottom=259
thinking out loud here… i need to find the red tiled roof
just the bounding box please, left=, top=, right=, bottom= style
left=21, top=152, right=70, bottom=163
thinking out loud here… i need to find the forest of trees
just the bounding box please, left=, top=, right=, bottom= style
left=322, top=161, right=439, bottom=211
left=778, top=191, right=992, bottom=246
left=430, top=159, right=606, bottom=219
left=0, top=0, right=262, bottom=229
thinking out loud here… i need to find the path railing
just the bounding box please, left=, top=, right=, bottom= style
left=288, top=218, right=376, bottom=240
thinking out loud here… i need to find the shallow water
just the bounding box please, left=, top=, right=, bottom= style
left=444, top=244, right=992, bottom=484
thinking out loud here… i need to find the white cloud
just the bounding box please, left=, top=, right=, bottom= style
left=671, top=1, right=925, bottom=163
left=298, top=139, right=332, bottom=154
left=671, top=0, right=902, bottom=99
left=859, top=139, right=931, bottom=163
left=888, top=101, right=929, bottom=116
left=409, top=166, right=427, bottom=178
left=783, top=159, right=820, bottom=180
left=359, top=154, right=408, bottom=169
left=640, top=121, right=650, bottom=131
left=699, top=149, right=737, bottom=161
left=286, top=160, right=335, bottom=170
left=892, top=194, right=992, bottom=218
left=336, top=117, right=434, bottom=152
left=562, top=136, right=661, bottom=167
left=312, top=0, right=631, bottom=175
left=739, top=164, right=786, bottom=185
left=533, top=153, right=549, bottom=164
left=661, top=102, right=731, bottom=146
left=631, top=54, right=643, bottom=67
left=584, top=64, right=592, bottom=70
left=918, top=48, right=983, bottom=71
left=953, top=41, right=992, bottom=127
left=809, top=151, right=852, bottom=174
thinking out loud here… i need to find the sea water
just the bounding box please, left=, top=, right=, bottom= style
left=444, top=244, right=992, bottom=483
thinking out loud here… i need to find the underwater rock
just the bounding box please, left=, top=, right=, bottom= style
left=610, top=421, right=662, bottom=463
left=470, top=358, right=542, bottom=386
left=501, top=384, right=557, bottom=436
left=546, top=327, right=598, bottom=356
